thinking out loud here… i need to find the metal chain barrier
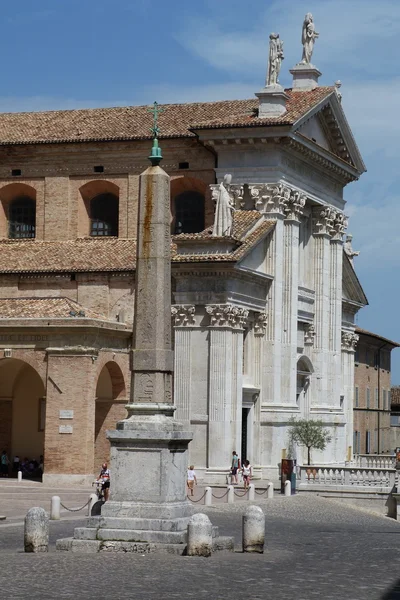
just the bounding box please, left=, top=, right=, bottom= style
left=234, top=489, right=249, bottom=498
left=255, top=488, right=268, bottom=496
left=60, top=499, right=91, bottom=513
left=187, top=491, right=207, bottom=503
left=211, top=489, right=229, bottom=499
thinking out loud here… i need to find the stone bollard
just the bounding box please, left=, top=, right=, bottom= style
left=50, top=496, right=61, bottom=520
left=17, top=470, right=22, bottom=483
left=204, top=486, right=212, bottom=506
left=242, top=505, right=265, bottom=553
left=24, top=507, right=49, bottom=553
left=187, top=513, right=213, bottom=557
left=248, top=483, right=255, bottom=501
left=87, top=493, right=98, bottom=516
left=267, top=481, right=274, bottom=499
left=227, top=484, right=234, bottom=504
left=284, top=480, right=291, bottom=497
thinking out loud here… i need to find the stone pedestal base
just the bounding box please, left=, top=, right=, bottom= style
left=256, top=85, right=289, bottom=117
left=290, top=63, right=322, bottom=90
left=57, top=411, right=195, bottom=552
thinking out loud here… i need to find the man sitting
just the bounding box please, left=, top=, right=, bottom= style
left=97, top=463, right=110, bottom=501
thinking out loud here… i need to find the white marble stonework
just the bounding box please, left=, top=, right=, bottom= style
left=171, top=20, right=367, bottom=483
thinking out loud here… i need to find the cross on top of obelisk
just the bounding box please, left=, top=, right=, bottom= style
left=148, top=101, right=163, bottom=166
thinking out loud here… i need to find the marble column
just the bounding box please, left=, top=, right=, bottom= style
left=171, top=305, right=195, bottom=424
left=329, top=213, right=347, bottom=408
left=311, top=207, right=335, bottom=407
left=341, top=331, right=359, bottom=456
left=205, top=304, right=248, bottom=479
left=281, top=191, right=305, bottom=404
left=250, top=183, right=287, bottom=407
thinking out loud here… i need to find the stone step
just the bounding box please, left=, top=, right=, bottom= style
left=73, top=527, right=98, bottom=540
left=212, top=536, right=235, bottom=552
left=86, top=515, right=190, bottom=532
left=96, top=528, right=187, bottom=544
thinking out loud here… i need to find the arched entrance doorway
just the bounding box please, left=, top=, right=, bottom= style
left=0, top=358, right=45, bottom=477
left=94, top=362, right=126, bottom=470
left=296, top=355, right=314, bottom=414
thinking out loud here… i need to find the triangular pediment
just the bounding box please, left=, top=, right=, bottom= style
left=292, top=92, right=366, bottom=174
left=342, top=252, right=368, bottom=306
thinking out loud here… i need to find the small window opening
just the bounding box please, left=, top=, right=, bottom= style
left=11, top=169, right=22, bottom=177
left=94, top=166, right=104, bottom=173
left=174, top=191, right=205, bottom=234
left=90, top=193, right=119, bottom=237
left=179, top=162, right=189, bottom=170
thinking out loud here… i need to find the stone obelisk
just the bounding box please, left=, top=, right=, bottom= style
left=100, top=104, right=193, bottom=541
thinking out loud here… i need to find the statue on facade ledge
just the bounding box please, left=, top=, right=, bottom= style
left=344, top=234, right=360, bottom=267
left=300, top=13, right=319, bottom=64
left=212, top=174, right=235, bottom=237
left=267, top=33, right=284, bottom=87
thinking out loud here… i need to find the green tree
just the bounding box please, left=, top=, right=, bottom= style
left=288, top=418, right=332, bottom=465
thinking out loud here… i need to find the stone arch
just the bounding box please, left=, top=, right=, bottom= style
left=0, top=183, right=37, bottom=239
left=94, top=361, right=127, bottom=468
left=78, top=180, right=120, bottom=237
left=170, top=176, right=209, bottom=234
left=0, top=358, right=46, bottom=477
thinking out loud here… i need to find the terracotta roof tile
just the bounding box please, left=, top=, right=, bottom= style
left=0, top=88, right=334, bottom=145
left=355, top=327, right=400, bottom=348
left=0, top=238, right=136, bottom=273
left=0, top=297, right=105, bottom=319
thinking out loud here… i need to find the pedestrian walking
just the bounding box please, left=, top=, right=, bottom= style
left=187, top=465, right=197, bottom=497
left=231, top=451, right=240, bottom=485
left=1, top=450, right=9, bottom=477
left=242, top=459, right=252, bottom=490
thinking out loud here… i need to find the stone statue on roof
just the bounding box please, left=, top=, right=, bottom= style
left=267, top=33, right=284, bottom=87
left=344, top=234, right=360, bottom=267
left=301, top=13, right=319, bottom=64
left=212, top=174, right=235, bottom=237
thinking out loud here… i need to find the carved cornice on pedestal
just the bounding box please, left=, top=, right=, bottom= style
left=254, top=312, right=268, bottom=336
left=210, top=182, right=245, bottom=209
left=171, top=305, right=196, bottom=327
left=206, top=304, right=249, bottom=329
left=249, top=183, right=308, bottom=218
left=341, top=331, right=359, bottom=352
left=331, top=212, right=348, bottom=241
left=304, top=323, right=316, bottom=346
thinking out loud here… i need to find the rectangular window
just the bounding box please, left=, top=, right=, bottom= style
left=353, top=431, right=358, bottom=454
left=355, top=386, right=359, bottom=408
left=366, top=430, right=371, bottom=454
left=366, top=388, right=370, bottom=409
left=374, top=429, right=378, bottom=453
left=375, top=388, right=379, bottom=408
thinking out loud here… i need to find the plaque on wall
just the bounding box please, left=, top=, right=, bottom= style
left=59, top=425, right=73, bottom=434
left=59, top=410, right=74, bottom=419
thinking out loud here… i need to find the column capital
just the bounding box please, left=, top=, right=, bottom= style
left=210, top=182, right=245, bottom=209
left=284, top=189, right=307, bottom=221
left=341, top=330, right=359, bottom=352
left=206, top=304, right=249, bottom=329
left=249, top=182, right=290, bottom=216
left=331, top=212, right=348, bottom=242
left=171, top=305, right=195, bottom=327
left=313, top=206, right=348, bottom=239
left=254, top=312, right=268, bottom=336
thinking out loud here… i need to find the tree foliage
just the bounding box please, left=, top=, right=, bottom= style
left=288, top=418, right=332, bottom=465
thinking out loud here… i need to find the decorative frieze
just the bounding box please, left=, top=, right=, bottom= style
left=206, top=304, right=249, bottom=329
left=304, top=323, right=316, bottom=346
left=254, top=312, right=268, bottom=337
left=171, top=305, right=196, bottom=327
left=341, top=331, right=359, bottom=352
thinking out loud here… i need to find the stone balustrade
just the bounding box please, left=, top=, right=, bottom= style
left=353, top=454, right=396, bottom=469
left=297, top=464, right=396, bottom=492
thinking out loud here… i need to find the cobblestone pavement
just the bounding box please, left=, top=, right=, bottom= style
left=0, top=495, right=400, bottom=599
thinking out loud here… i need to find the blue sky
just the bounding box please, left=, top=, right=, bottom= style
left=1, top=0, right=400, bottom=378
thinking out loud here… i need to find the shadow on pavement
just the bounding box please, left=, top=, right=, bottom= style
left=381, top=581, right=400, bottom=599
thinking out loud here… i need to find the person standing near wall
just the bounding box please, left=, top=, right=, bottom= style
left=231, top=451, right=240, bottom=485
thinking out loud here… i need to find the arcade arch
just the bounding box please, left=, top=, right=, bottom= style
left=0, top=358, right=45, bottom=475
left=94, top=361, right=127, bottom=469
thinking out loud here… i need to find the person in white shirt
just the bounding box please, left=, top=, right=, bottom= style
left=98, top=462, right=111, bottom=501
left=187, top=465, right=197, bottom=497
left=242, top=460, right=252, bottom=490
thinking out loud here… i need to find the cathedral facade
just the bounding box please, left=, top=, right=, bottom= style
left=0, top=48, right=367, bottom=484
